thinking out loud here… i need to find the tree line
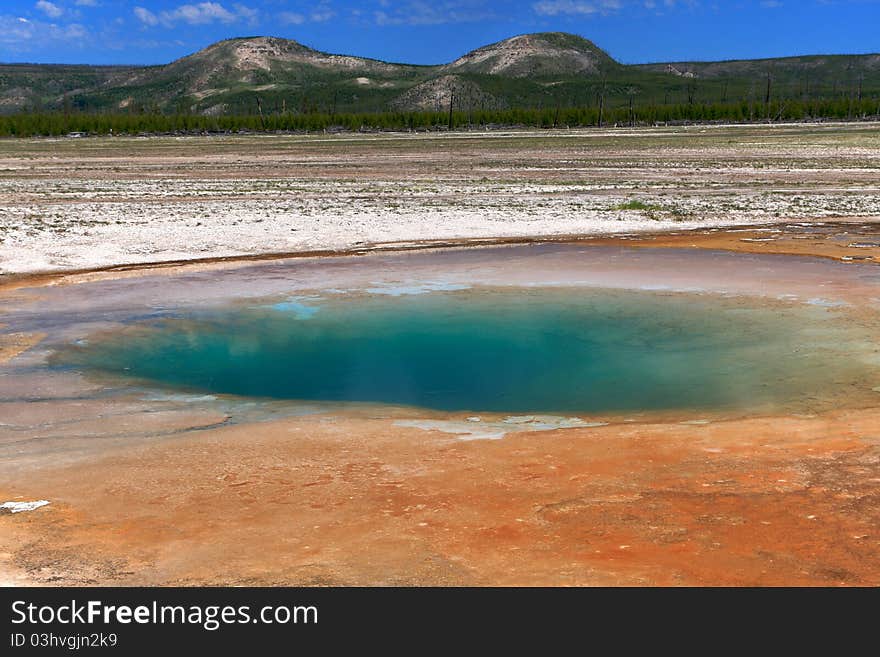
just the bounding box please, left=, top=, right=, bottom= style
left=1, top=97, right=878, bottom=137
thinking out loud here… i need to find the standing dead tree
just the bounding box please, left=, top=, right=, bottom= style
left=627, top=87, right=637, bottom=127
left=687, top=80, right=697, bottom=105
left=256, top=96, right=265, bottom=129
left=447, top=81, right=456, bottom=131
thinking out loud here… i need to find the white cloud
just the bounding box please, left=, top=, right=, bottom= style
left=533, top=0, right=698, bottom=15
left=35, top=1, right=64, bottom=19
left=532, top=0, right=621, bottom=16
left=234, top=3, right=260, bottom=25
left=374, top=1, right=496, bottom=26
left=161, top=3, right=238, bottom=25
left=0, top=14, right=89, bottom=52
left=65, top=23, right=87, bottom=38
left=310, top=8, right=335, bottom=22
left=134, top=6, right=159, bottom=26
left=280, top=11, right=306, bottom=25
left=133, top=2, right=259, bottom=27
left=279, top=3, right=333, bottom=25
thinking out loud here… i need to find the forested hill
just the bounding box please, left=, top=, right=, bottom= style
left=2, top=32, right=879, bottom=118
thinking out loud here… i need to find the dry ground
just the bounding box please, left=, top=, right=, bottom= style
left=2, top=125, right=880, bottom=586
left=1, top=123, right=879, bottom=273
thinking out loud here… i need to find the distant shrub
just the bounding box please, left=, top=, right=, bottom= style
left=615, top=200, right=657, bottom=211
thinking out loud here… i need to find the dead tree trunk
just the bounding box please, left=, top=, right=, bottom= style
left=447, top=84, right=455, bottom=131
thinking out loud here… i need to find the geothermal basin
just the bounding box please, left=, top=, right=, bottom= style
left=2, top=240, right=880, bottom=586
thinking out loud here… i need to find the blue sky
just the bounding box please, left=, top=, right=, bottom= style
left=2, top=1, right=879, bottom=66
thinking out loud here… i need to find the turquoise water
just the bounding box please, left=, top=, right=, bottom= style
left=56, top=288, right=877, bottom=414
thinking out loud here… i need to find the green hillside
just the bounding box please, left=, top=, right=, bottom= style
left=0, top=63, right=141, bottom=113
left=1, top=33, right=879, bottom=119
left=635, top=53, right=880, bottom=106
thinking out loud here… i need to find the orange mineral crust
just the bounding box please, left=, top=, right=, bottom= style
left=1, top=408, right=878, bottom=587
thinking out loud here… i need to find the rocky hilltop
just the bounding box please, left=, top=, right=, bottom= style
left=1, top=32, right=878, bottom=115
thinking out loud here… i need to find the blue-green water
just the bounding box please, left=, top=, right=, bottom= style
left=55, top=288, right=876, bottom=414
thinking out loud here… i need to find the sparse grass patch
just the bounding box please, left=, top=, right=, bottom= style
left=614, top=198, right=695, bottom=222
left=614, top=199, right=660, bottom=211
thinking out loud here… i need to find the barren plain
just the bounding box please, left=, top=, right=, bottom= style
left=2, top=123, right=880, bottom=587
left=1, top=123, right=880, bottom=274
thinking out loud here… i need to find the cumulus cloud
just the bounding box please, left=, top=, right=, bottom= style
left=233, top=3, right=260, bottom=25
left=134, top=6, right=159, bottom=26
left=532, top=0, right=621, bottom=16
left=643, top=0, right=699, bottom=8
left=374, top=1, right=497, bottom=26
left=279, top=2, right=333, bottom=25
left=279, top=11, right=306, bottom=25
left=162, top=2, right=238, bottom=25
left=310, top=3, right=335, bottom=22
left=133, top=2, right=259, bottom=27
left=35, top=1, right=64, bottom=19
left=0, top=14, right=89, bottom=52
left=130, top=2, right=259, bottom=27
left=533, top=0, right=698, bottom=15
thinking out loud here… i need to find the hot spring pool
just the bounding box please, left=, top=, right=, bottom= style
left=52, top=285, right=880, bottom=415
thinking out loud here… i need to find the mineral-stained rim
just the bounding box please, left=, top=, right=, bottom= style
left=2, top=216, right=879, bottom=293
